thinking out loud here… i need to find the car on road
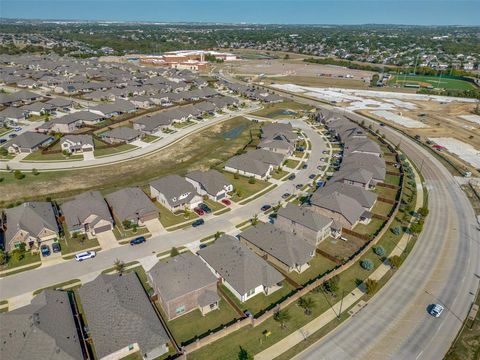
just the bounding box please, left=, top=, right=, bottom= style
left=302, top=163, right=308, bottom=169
left=40, top=244, right=51, bottom=257
left=8, top=133, right=17, bottom=138
left=194, top=207, right=205, bottom=216
left=199, top=203, right=212, bottom=213
left=192, top=219, right=205, bottom=227
left=199, top=243, right=208, bottom=249
left=309, top=174, right=316, bottom=179
left=429, top=304, right=444, bottom=317
left=51, top=242, right=61, bottom=253
left=288, top=174, right=296, bottom=181
left=221, top=198, right=231, bottom=206
left=74, top=251, right=96, bottom=262
left=14, top=126, right=22, bottom=132
left=0, top=139, right=6, bottom=144
left=322, top=150, right=329, bottom=154
left=379, top=122, right=385, bottom=127
left=261, top=204, right=272, bottom=211
left=282, top=193, right=291, bottom=199
left=320, top=157, right=326, bottom=162
left=130, top=236, right=146, bottom=246
left=296, top=184, right=303, bottom=190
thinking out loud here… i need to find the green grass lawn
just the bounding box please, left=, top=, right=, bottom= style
left=251, top=101, right=313, bottom=119
left=154, top=201, right=198, bottom=228
left=371, top=201, right=395, bottom=216
left=173, top=120, right=196, bottom=129
left=388, top=75, right=476, bottom=90
left=142, top=134, right=159, bottom=143
left=112, top=225, right=149, bottom=240
left=167, top=299, right=240, bottom=346
left=94, top=143, right=137, bottom=157
left=283, top=159, right=300, bottom=169
left=0, top=251, right=41, bottom=271
left=223, top=172, right=270, bottom=203
left=0, top=127, right=11, bottom=136
left=58, top=236, right=100, bottom=255
left=271, top=169, right=289, bottom=180
left=375, top=186, right=398, bottom=200
left=23, top=150, right=83, bottom=161
left=384, top=174, right=401, bottom=186
left=203, top=198, right=225, bottom=212
left=354, top=218, right=386, bottom=237
left=287, top=255, right=338, bottom=286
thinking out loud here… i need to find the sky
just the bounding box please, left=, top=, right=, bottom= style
left=0, top=0, right=479, bottom=25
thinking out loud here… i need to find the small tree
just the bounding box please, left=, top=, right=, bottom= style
left=418, top=207, right=429, bottom=217
left=364, top=279, right=378, bottom=294
left=373, top=246, right=385, bottom=257
left=122, top=219, right=132, bottom=230
left=273, top=309, right=291, bottom=329
left=360, top=259, right=374, bottom=271
left=32, top=168, right=39, bottom=176
left=251, top=214, right=259, bottom=226
left=11, top=250, right=24, bottom=262
left=234, top=171, right=240, bottom=180
left=113, top=259, right=126, bottom=275
left=389, top=255, right=402, bottom=269
left=0, top=148, right=8, bottom=156
left=238, top=347, right=253, bottom=360
left=0, top=250, right=6, bottom=265
left=410, top=222, right=423, bottom=234
left=248, top=176, right=256, bottom=184
left=298, top=296, right=316, bottom=315
left=14, top=170, right=25, bottom=180
left=214, top=231, right=222, bottom=240
left=132, top=224, right=138, bottom=233
left=170, top=247, right=180, bottom=257
left=322, top=275, right=339, bottom=294
left=391, top=226, right=402, bottom=236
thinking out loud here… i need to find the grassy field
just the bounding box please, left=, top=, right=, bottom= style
left=388, top=75, right=476, bottom=90
left=251, top=101, right=313, bottom=119
left=154, top=202, right=198, bottom=228
left=223, top=172, right=270, bottom=203
left=0, top=116, right=258, bottom=207
left=94, top=143, right=137, bottom=157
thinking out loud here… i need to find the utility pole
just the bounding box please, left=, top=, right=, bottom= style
left=338, top=289, right=345, bottom=319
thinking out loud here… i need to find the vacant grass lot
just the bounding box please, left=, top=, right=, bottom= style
left=223, top=172, right=270, bottom=203
left=0, top=116, right=257, bottom=207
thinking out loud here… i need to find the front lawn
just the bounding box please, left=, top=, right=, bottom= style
left=58, top=236, right=100, bottom=255
left=112, top=225, right=149, bottom=240
left=142, top=134, right=159, bottom=143
left=271, top=169, right=289, bottom=180
left=283, top=159, right=300, bottom=169
left=0, top=251, right=41, bottom=271
left=223, top=172, right=270, bottom=203
left=287, top=255, right=338, bottom=286
left=172, top=120, right=196, bottom=129
left=23, top=150, right=83, bottom=161
left=154, top=202, right=198, bottom=228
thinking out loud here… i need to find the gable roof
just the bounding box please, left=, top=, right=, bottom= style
left=198, top=235, right=284, bottom=295
left=105, top=187, right=159, bottom=222
left=101, top=126, right=142, bottom=141
left=78, top=273, right=169, bottom=358
left=225, top=153, right=272, bottom=177
left=277, top=203, right=333, bottom=232
left=61, top=135, right=94, bottom=147
left=310, top=191, right=365, bottom=226
left=331, top=167, right=374, bottom=185
left=185, top=169, right=231, bottom=196
left=0, top=290, right=84, bottom=360
left=3, top=131, right=52, bottom=150
left=61, top=191, right=113, bottom=230
left=150, top=175, right=198, bottom=208
left=318, top=182, right=378, bottom=209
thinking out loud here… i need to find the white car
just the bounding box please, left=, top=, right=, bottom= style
left=74, top=251, right=96, bottom=262
left=429, top=304, right=444, bottom=317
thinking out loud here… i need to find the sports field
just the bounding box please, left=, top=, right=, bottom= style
left=388, top=75, right=476, bottom=90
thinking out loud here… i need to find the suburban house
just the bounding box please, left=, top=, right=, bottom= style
left=78, top=273, right=170, bottom=360
left=318, top=182, right=378, bottom=211
left=276, top=203, right=333, bottom=245
left=105, top=187, right=159, bottom=225
left=342, top=153, right=386, bottom=184
left=38, top=111, right=104, bottom=134
left=257, top=138, right=294, bottom=156
left=344, top=137, right=382, bottom=157
left=149, top=175, right=202, bottom=212
left=44, top=97, right=75, bottom=113
left=331, top=167, right=374, bottom=189
left=261, top=122, right=298, bottom=144
left=248, top=149, right=285, bottom=168
left=198, top=235, right=284, bottom=302
left=100, top=126, right=143, bottom=144
left=4, top=132, right=53, bottom=154
left=239, top=223, right=315, bottom=274
left=185, top=169, right=233, bottom=201
left=0, top=107, right=27, bottom=123
left=20, top=102, right=55, bottom=117
left=2, top=202, right=59, bottom=252
left=61, top=191, right=114, bottom=236
left=0, top=290, right=85, bottom=360
left=224, top=152, right=273, bottom=180
left=60, top=134, right=94, bottom=154
left=88, top=99, right=137, bottom=118
left=148, top=253, right=220, bottom=320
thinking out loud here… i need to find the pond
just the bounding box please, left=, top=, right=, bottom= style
left=267, top=109, right=299, bottom=118
left=222, top=124, right=247, bottom=139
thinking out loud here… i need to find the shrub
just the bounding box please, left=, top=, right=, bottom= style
left=410, top=222, right=423, bottom=234
left=364, top=279, right=379, bottom=294
left=170, top=247, right=180, bottom=257
left=0, top=250, right=6, bottom=265
left=418, top=207, right=429, bottom=217
left=14, top=170, right=25, bottom=180
left=234, top=171, right=239, bottom=180
left=248, top=176, right=256, bottom=184
left=360, top=259, right=374, bottom=271
left=391, top=226, right=402, bottom=236
left=389, top=255, right=402, bottom=269
left=32, top=168, right=39, bottom=176
left=373, top=246, right=385, bottom=257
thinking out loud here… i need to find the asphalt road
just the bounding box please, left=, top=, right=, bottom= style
left=0, top=121, right=329, bottom=301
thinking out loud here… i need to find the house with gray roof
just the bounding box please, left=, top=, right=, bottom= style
left=342, top=153, right=386, bottom=183
left=150, top=175, right=202, bottom=212
left=0, top=107, right=27, bottom=123
left=61, top=191, right=113, bottom=236
left=239, top=223, right=315, bottom=274
left=319, top=182, right=378, bottom=210
left=78, top=273, right=169, bottom=360
left=0, top=290, right=84, bottom=360
left=88, top=99, right=136, bottom=118
left=198, top=235, right=284, bottom=302
left=60, top=134, right=94, bottom=154
left=331, top=167, right=374, bottom=189
left=224, top=152, right=273, bottom=180
left=276, top=203, right=333, bottom=245
left=2, top=202, right=59, bottom=252
left=148, top=253, right=220, bottom=320
left=344, top=137, right=382, bottom=157
left=261, top=122, right=298, bottom=144
left=100, top=126, right=143, bottom=144
left=105, top=187, right=159, bottom=225
left=38, top=111, right=103, bottom=134
left=257, top=138, right=294, bottom=156
left=185, top=170, right=233, bottom=201
left=3, top=131, right=53, bottom=154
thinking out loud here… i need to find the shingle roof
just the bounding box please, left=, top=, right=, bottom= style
left=225, top=153, right=272, bottom=177
left=3, top=131, right=51, bottom=150
left=317, top=182, right=377, bottom=209
left=0, top=290, right=84, bottom=360
left=310, top=191, right=365, bottom=226
left=277, top=203, right=332, bottom=232
left=331, top=167, right=374, bottom=185
left=78, top=273, right=169, bottom=358
left=198, top=235, right=284, bottom=295
left=148, top=253, right=219, bottom=302
left=101, top=126, right=142, bottom=141
left=61, top=191, right=113, bottom=231
left=185, top=170, right=231, bottom=197
left=150, top=175, right=198, bottom=208
left=105, top=187, right=158, bottom=222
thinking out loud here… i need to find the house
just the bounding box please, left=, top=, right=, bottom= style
left=148, top=253, right=220, bottom=320
left=248, top=149, right=285, bottom=168
left=61, top=191, right=114, bottom=236
left=20, top=102, right=55, bottom=117
left=2, top=202, right=59, bottom=252
left=44, top=97, right=75, bottom=113
left=344, top=137, right=382, bottom=157
left=318, top=182, right=377, bottom=211
left=38, top=111, right=103, bottom=134
left=224, top=153, right=273, bottom=180
left=60, top=135, right=94, bottom=154
left=198, top=235, right=284, bottom=302
left=342, top=153, right=386, bottom=184
left=185, top=170, right=233, bottom=201
left=133, top=112, right=172, bottom=133
left=331, top=167, right=374, bottom=189
left=105, top=187, right=159, bottom=225
left=3, top=132, right=53, bottom=154
left=78, top=273, right=169, bottom=360
left=261, top=123, right=298, bottom=144
left=257, top=138, right=294, bottom=156
left=88, top=99, right=137, bottom=118
left=100, top=126, right=143, bottom=144
left=276, top=203, right=333, bottom=245
left=0, top=290, right=84, bottom=360
left=239, top=223, right=315, bottom=274
left=149, top=175, right=202, bottom=212
left=0, top=107, right=27, bottom=123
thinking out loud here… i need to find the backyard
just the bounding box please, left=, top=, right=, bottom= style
left=223, top=172, right=270, bottom=203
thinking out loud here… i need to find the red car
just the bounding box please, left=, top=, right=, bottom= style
left=194, top=207, right=205, bottom=216
left=221, top=199, right=232, bottom=206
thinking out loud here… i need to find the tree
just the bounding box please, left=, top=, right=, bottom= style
left=14, top=170, right=25, bottom=180
left=364, top=279, right=378, bottom=294
left=391, top=226, right=402, bottom=236
left=297, top=296, right=316, bottom=315
left=251, top=214, right=259, bottom=226
left=373, top=246, right=385, bottom=257
left=418, top=207, right=429, bottom=217
left=113, top=259, right=126, bottom=275
left=238, top=347, right=253, bottom=360
left=360, top=259, right=374, bottom=271
left=322, top=275, right=339, bottom=294
left=170, top=247, right=180, bottom=257
left=248, top=176, right=256, bottom=184
left=273, top=309, right=291, bottom=329
left=389, top=255, right=402, bottom=269
left=122, top=219, right=132, bottom=229
left=0, top=250, right=6, bottom=265
left=32, top=168, right=39, bottom=176
left=410, top=222, right=423, bottom=234
left=214, top=231, right=222, bottom=240
left=183, top=207, right=190, bottom=219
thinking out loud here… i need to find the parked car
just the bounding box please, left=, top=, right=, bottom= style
left=0, top=139, right=6, bottom=144
left=320, top=157, right=326, bottom=162
left=74, top=251, right=96, bottom=262
left=302, top=163, right=308, bottom=169
left=192, top=219, right=205, bottom=227
left=261, top=204, right=271, bottom=211
left=379, top=122, right=385, bottom=127
left=8, top=133, right=17, bottom=138
left=194, top=207, right=205, bottom=216
left=51, top=242, right=61, bottom=253
left=40, top=244, right=51, bottom=257
left=322, top=150, right=329, bottom=154
left=199, top=243, right=208, bottom=249
left=429, top=304, right=444, bottom=317
left=288, top=174, right=296, bottom=181
left=309, top=174, right=316, bottom=179
left=296, top=184, right=303, bottom=190
left=130, top=236, right=146, bottom=246
left=199, top=203, right=212, bottom=213
left=14, top=126, right=22, bottom=132
left=221, top=198, right=231, bottom=206
left=282, top=193, right=291, bottom=199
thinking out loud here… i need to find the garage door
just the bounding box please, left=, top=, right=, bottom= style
left=84, top=148, right=93, bottom=152
left=141, top=212, right=158, bottom=222
left=217, top=193, right=225, bottom=200
left=94, top=225, right=112, bottom=234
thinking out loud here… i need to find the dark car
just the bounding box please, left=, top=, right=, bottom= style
left=192, top=219, right=205, bottom=227
left=296, top=184, right=303, bottom=189
left=8, top=133, right=17, bottom=138
left=221, top=199, right=231, bottom=206
left=261, top=204, right=271, bottom=211
left=40, top=244, right=51, bottom=257
left=302, top=163, right=308, bottom=169
left=309, top=174, right=316, bottom=179
left=52, top=242, right=61, bottom=253
left=282, top=192, right=291, bottom=199
left=288, top=174, right=296, bottom=181
left=199, top=243, right=208, bottom=249
left=0, top=139, right=6, bottom=144
left=199, top=203, right=212, bottom=213
left=130, top=236, right=146, bottom=246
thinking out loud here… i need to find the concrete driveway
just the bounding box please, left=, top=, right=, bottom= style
left=83, top=151, right=95, bottom=161
left=143, top=219, right=165, bottom=235
left=95, top=231, right=119, bottom=250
